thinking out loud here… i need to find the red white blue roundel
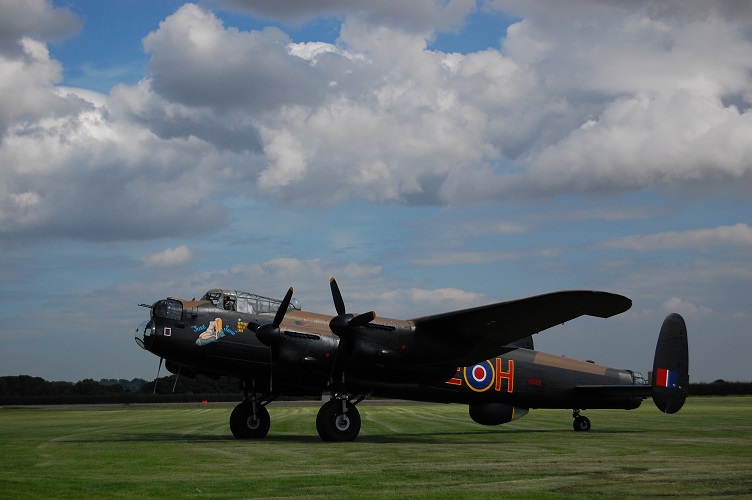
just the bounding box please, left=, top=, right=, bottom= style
left=464, top=360, right=495, bottom=392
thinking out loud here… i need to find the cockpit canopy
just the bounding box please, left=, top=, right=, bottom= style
left=200, top=289, right=301, bottom=315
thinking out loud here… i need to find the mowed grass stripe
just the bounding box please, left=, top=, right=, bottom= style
left=0, top=397, right=750, bottom=498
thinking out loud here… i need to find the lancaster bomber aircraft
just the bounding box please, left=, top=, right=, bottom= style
left=135, top=279, right=688, bottom=441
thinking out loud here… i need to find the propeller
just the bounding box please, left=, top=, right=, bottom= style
left=255, top=287, right=294, bottom=393
left=329, top=278, right=376, bottom=338
left=328, top=278, right=376, bottom=387
left=256, top=287, right=294, bottom=347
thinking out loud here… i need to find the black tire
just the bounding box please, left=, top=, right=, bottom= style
left=230, top=401, right=270, bottom=439
left=573, top=415, right=591, bottom=432
left=316, top=399, right=361, bottom=441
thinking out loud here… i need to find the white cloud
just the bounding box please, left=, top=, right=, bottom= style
left=494, top=92, right=752, bottom=198
left=0, top=0, right=81, bottom=56
left=141, top=245, right=195, bottom=267
left=142, top=5, right=329, bottom=112
left=288, top=41, right=355, bottom=63
left=662, top=297, right=711, bottom=315
left=599, top=223, right=752, bottom=251
left=478, top=0, right=752, bottom=199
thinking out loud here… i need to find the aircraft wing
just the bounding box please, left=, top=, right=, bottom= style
left=410, top=290, right=631, bottom=366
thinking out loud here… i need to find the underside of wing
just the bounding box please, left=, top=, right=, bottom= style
left=410, top=290, right=631, bottom=366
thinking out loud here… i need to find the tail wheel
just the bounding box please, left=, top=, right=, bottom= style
left=230, top=400, right=270, bottom=439
left=316, top=398, right=361, bottom=441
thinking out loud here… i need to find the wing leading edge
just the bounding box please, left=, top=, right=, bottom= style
left=411, top=290, right=631, bottom=366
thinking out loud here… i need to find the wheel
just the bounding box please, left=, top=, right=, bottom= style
left=230, top=401, right=270, bottom=439
left=316, top=399, right=361, bottom=441
left=573, top=415, right=591, bottom=432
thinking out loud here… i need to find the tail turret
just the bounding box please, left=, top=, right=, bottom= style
left=652, top=313, right=689, bottom=413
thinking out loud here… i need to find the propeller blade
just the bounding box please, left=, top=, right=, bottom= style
left=257, top=287, right=294, bottom=347
left=273, top=287, right=294, bottom=328
left=330, top=278, right=346, bottom=315
left=349, top=311, right=376, bottom=328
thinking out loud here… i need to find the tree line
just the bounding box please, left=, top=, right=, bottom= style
left=0, top=375, right=242, bottom=405
left=0, top=375, right=750, bottom=405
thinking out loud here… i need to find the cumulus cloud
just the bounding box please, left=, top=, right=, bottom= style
left=1, top=0, right=751, bottom=243
left=141, top=245, right=195, bottom=267
left=142, top=6, right=330, bottom=113
left=198, top=1, right=752, bottom=204
left=479, top=0, right=752, bottom=198
left=0, top=3, right=228, bottom=243
left=0, top=0, right=80, bottom=56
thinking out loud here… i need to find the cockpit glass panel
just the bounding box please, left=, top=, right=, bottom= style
left=200, top=289, right=300, bottom=315
left=201, top=291, right=222, bottom=307
left=153, top=299, right=182, bottom=321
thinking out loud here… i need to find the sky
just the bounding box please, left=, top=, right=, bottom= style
left=0, top=0, right=750, bottom=384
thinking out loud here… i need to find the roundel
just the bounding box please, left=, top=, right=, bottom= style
left=464, top=360, right=495, bottom=392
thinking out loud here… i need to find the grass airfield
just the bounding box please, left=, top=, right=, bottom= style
left=1, top=397, right=750, bottom=498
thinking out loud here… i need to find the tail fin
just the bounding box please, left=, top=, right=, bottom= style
left=652, top=313, right=689, bottom=413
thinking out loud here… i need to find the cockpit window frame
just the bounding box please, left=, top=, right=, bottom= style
left=200, top=288, right=301, bottom=315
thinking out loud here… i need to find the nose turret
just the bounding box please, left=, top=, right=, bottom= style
left=135, top=320, right=156, bottom=351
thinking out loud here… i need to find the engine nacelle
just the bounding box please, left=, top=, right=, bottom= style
left=469, top=403, right=529, bottom=425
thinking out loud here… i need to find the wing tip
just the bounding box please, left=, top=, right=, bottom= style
left=589, top=291, right=631, bottom=318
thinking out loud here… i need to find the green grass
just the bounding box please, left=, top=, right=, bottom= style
left=0, top=397, right=750, bottom=498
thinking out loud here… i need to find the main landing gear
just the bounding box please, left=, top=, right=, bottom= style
left=572, top=409, right=591, bottom=432
left=230, top=381, right=272, bottom=439
left=230, top=396, right=272, bottom=439
left=229, top=381, right=365, bottom=441
left=316, top=395, right=363, bottom=441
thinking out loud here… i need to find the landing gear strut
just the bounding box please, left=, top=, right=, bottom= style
left=316, top=395, right=363, bottom=441
left=230, top=381, right=271, bottom=439
left=572, top=409, right=591, bottom=432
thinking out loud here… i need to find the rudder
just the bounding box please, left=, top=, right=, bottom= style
left=652, top=313, right=689, bottom=413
